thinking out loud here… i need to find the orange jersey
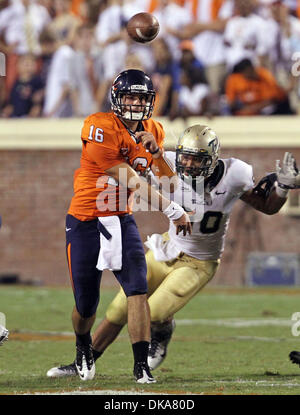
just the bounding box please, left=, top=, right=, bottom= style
left=68, top=112, right=165, bottom=220
left=225, top=67, right=286, bottom=115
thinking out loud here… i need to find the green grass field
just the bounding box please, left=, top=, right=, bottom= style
left=1, top=285, right=300, bottom=395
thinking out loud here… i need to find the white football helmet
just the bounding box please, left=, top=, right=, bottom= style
left=176, top=125, right=220, bottom=178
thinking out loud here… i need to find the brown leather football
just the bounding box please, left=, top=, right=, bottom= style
left=126, top=12, right=160, bottom=44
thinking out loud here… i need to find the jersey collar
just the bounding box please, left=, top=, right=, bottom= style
left=121, top=120, right=144, bottom=144
left=205, top=160, right=225, bottom=192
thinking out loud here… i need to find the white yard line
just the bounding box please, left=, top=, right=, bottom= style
left=19, top=379, right=300, bottom=395
left=14, top=318, right=293, bottom=337
left=20, top=389, right=171, bottom=395
left=176, top=318, right=292, bottom=327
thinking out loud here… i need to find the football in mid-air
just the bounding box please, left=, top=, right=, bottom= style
left=126, top=12, right=160, bottom=44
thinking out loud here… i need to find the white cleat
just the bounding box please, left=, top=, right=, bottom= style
left=148, top=340, right=167, bottom=371
left=0, top=325, right=9, bottom=346
left=148, top=319, right=175, bottom=370
left=134, top=362, right=156, bottom=384
left=75, top=345, right=95, bottom=381
left=47, top=362, right=77, bottom=378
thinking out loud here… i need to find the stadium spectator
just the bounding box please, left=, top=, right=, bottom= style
left=71, top=0, right=85, bottom=16
left=47, top=0, right=81, bottom=47
left=0, top=0, right=51, bottom=99
left=94, top=0, right=152, bottom=77
left=223, top=0, right=269, bottom=70
left=1, top=54, right=44, bottom=118
left=80, top=0, right=107, bottom=25
left=39, top=0, right=55, bottom=18
left=177, top=39, right=217, bottom=117
left=225, top=58, right=294, bottom=115
left=94, top=0, right=128, bottom=110
left=0, top=0, right=51, bottom=55
left=180, top=0, right=234, bottom=95
left=151, top=0, right=193, bottom=60
left=42, top=40, right=74, bottom=117
left=264, top=0, right=300, bottom=111
left=178, top=69, right=212, bottom=118
left=38, top=28, right=58, bottom=87
left=178, top=39, right=205, bottom=76
left=69, top=24, right=102, bottom=117
left=124, top=51, right=146, bottom=71
left=70, top=0, right=98, bottom=21
left=151, top=37, right=181, bottom=119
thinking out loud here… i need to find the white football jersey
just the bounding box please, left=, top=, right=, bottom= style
left=157, top=152, right=254, bottom=260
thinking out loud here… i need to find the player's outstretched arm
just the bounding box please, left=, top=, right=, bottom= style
left=105, top=163, right=192, bottom=235
left=240, top=152, right=300, bottom=214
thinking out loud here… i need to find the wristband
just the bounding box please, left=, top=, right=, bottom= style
left=150, top=147, right=160, bottom=155
left=163, top=201, right=185, bottom=220
left=276, top=184, right=289, bottom=198
left=278, top=182, right=292, bottom=190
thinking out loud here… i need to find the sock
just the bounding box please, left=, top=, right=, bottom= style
left=92, top=349, right=103, bottom=361
left=132, top=341, right=150, bottom=364
left=75, top=331, right=91, bottom=347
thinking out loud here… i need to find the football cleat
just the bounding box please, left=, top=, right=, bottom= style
left=47, top=362, right=77, bottom=378
left=134, top=361, right=156, bottom=384
left=0, top=325, right=9, bottom=346
left=148, top=319, right=175, bottom=370
left=75, top=344, right=95, bottom=381
left=289, top=351, right=300, bottom=366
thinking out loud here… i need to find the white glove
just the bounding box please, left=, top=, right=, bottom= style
left=276, top=152, right=300, bottom=197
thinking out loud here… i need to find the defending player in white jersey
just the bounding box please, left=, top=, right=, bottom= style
left=47, top=124, right=300, bottom=378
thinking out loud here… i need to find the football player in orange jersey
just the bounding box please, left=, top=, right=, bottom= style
left=60, top=69, right=191, bottom=383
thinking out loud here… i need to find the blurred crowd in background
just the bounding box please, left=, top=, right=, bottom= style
left=1, top=0, right=300, bottom=119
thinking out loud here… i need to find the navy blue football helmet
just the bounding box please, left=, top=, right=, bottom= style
left=111, top=69, right=156, bottom=121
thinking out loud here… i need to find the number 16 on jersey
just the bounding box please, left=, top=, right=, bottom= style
left=88, top=125, right=104, bottom=143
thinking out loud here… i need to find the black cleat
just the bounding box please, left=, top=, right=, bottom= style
left=289, top=351, right=300, bottom=366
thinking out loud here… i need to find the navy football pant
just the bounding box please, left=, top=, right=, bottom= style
left=66, top=214, right=147, bottom=318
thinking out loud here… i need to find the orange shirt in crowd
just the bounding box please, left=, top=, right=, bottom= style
left=68, top=112, right=165, bottom=221
left=71, top=0, right=84, bottom=16
left=225, top=67, right=286, bottom=115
